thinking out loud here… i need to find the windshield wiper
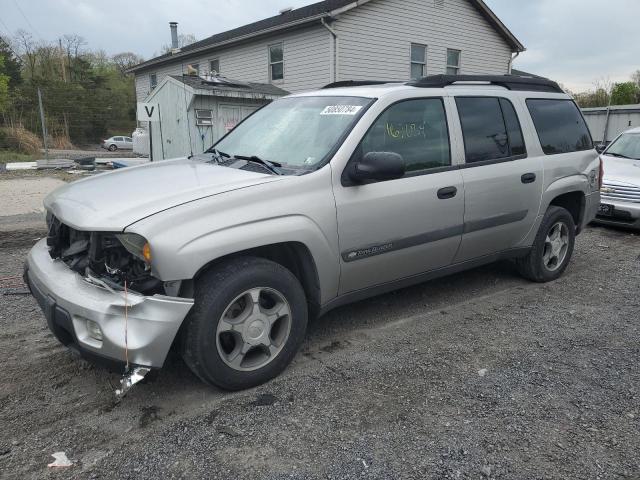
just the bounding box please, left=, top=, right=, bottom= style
left=233, top=155, right=283, bottom=175
left=208, top=148, right=231, bottom=163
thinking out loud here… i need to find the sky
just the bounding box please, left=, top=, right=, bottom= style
left=0, top=0, right=638, bottom=92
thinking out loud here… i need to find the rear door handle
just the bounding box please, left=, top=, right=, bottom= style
left=521, top=173, right=536, bottom=184
left=437, top=186, right=457, bottom=199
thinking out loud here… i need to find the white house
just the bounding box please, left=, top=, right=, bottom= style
left=129, top=0, right=524, bottom=102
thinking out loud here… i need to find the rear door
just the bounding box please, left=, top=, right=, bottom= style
left=452, top=95, right=543, bottom=262
left=333, top=97, right=465, bottom=294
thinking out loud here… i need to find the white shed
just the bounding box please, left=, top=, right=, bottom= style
left=582, top=104, right=640, bottom=144
left=141, top=75, right=288, bottom=161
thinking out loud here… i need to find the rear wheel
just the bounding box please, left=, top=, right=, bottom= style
left=516, top=206, right=576, bottom=282
left=108, top=144, right=117, bottom=151
left=181, top=257, right=308, bottom=390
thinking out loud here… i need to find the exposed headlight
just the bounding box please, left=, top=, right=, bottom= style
left=115, top=233, right=152, bottom=263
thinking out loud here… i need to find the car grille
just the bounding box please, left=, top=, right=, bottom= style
left=601, top=182, right=640, bottom=203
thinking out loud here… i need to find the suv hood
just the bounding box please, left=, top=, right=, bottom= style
left=602, top=154, right=640, bottom=186
left=45, top=158, right=283, bottom=231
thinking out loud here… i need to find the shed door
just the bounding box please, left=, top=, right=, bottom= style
left=218, top=105, right=258, bottom=140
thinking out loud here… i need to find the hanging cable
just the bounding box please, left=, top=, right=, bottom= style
left=124, top=279, right=129, bottom=372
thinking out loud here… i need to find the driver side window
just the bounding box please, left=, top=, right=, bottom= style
left=359, top=98, right=451, bottom=174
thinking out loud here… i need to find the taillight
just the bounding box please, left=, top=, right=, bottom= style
left=598, top=157, right=604, bottom=190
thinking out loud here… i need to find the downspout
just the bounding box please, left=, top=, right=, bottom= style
left=321, top=18, right=338, bottom=83
left=508, top=51, right=519, bottom=74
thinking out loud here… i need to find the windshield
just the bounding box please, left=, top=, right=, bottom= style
left=605, top=133, right=640, bottom=160
left=212, top=96, right=373, bottom=170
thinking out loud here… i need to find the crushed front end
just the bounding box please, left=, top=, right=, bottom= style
left=24, top=214, right=194, bottom=370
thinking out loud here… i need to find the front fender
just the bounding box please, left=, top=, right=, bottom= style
left=176, top=215, right=339, bottom=303
left=127, top=169, right=340, bottom=304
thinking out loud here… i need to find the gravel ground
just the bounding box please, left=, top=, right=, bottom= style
left=0, top=226, right=638, bottom=480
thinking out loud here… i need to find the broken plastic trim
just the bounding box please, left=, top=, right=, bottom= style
left=115, top=367, right=151, bottom=398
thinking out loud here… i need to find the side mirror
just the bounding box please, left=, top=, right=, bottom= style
left=595, top=144, right=606, bottom=154
left=349, top=151, right=405, bottom=183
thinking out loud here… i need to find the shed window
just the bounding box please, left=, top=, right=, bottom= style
left=269, top=43, right=284, bottom=81
left=446, top=49, right=461, bottom=75
left=195, top=109, right=213, bottom=126
left=410, top=44, right=427, bottom=80
left=150, top=73, right=157, bottom=90
left=210, top=59, right=220, bottom=74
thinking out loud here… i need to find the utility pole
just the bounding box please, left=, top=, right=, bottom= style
left=37, top=88, right=49, bottom=160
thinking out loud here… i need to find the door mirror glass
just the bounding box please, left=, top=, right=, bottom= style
left=350, top=151, right=406, bottom=183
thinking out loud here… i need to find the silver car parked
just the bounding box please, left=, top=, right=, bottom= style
left=101, top=136, right=133, bottom=151
left=25, top=75, right=601, bottom=391
left=596, top=127, right=640, bottom=229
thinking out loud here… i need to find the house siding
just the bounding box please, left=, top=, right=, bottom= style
left=135, top=25, right=331, bottom=101
left=334, top=0, right=513, bottom=81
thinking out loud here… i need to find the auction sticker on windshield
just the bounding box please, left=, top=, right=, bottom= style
left=320, top=105, right=364, bottom=115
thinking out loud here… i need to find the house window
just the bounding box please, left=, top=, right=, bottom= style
left=195, top=109, right=214, bottom=126
left=191, top=63, right=200, bottom=75
left=150, top=73, right=158, bottom=90
left=410, top=44, right=427, bottom=80
left=269, top=43, right=284, bottom=81
left=210, top=59, right=220, bottom=74
left=446, top=49, right=461, bottom=75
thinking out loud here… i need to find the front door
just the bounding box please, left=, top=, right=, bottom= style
left=333, top=97, right=465, bottom=295
left=451, top=96, right=543, bottom=262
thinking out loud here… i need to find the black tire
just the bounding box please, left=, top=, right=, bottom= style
left=180, top=256, right=308, bottom=391
left=516, top=206, right=576, bottom=282
left=108, top=144, right=117, bottom=151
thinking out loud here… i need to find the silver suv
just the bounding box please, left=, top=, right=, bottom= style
left=25, top=75, right=601, bottom=391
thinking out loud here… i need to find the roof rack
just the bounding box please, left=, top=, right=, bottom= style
left=322, top=80, right=398, bottom=89
left=407, top=74, right=564, bottom=93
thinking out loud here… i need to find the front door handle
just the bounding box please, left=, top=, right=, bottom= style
left=437, top=186, right=457, bottom=199
left=521, top=173, right=536, bottom=184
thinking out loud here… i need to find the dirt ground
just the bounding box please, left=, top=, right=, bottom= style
left=0, top=223, right=638, bottom=480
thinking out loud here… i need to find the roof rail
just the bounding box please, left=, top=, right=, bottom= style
left=322, top=80, right=398, bottom=89
left=407, top=74, right=564, bottom=93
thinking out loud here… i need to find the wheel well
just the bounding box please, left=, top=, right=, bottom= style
left=191, top=242, right=322, bottom=317
left=549, top=191, right=585, bottom=232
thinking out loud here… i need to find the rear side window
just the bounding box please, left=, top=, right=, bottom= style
left=526, top=99, right=592, bottom=155
left=359, top=98, right=451, bottom=173
left=456, top=97, right=526, bottom=163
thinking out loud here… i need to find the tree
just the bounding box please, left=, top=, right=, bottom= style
left=112, top=52, right=144, bottom=75
left=0, top=56, right=9, bottom=113
left=610, top=82, right=639, bottom=106
left=0, top=37, right=22, bottom=87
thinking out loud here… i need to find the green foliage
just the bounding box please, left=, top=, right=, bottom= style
left=0, top=56, right=9, bottom=113
left=1, top=32, right=139, bottom=144
left=610, top=82, right=639, bottom=106
left=574, top=88, right=610, bottom=108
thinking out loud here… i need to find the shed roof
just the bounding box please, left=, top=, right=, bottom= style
left=129, top=0, right=524, bottom=73
left=172, top=75, right=289, bottom=97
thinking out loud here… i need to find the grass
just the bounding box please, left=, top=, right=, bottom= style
left=0, top=151, right=39, bottom=163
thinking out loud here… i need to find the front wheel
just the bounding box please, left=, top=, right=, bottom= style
left=180, top=257, right=308, bottom=390
left=516, top=206, right=576, bottom=282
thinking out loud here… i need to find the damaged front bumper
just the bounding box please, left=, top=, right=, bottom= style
left=25, top=239, right=194, bottom=369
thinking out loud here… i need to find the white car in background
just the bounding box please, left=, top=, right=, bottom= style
left=101, top=136, right=133, bottom=151
left=596, top=127, right=640, bottom=229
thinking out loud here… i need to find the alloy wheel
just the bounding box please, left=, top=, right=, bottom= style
left=216, top=287, right=292, bottom=371
left=543, top=221, right=569, bottom=272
